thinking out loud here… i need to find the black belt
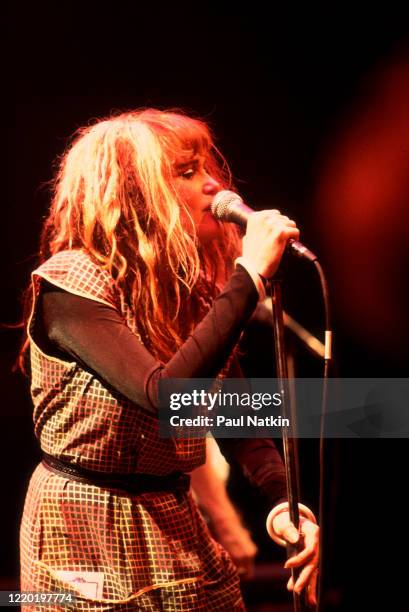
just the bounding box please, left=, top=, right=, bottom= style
left=42, top=452, right=191, bottom=494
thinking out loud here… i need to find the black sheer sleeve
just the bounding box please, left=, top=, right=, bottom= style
left=35, top=265, right=258, bottom=414
left=218, top=437, right=287, bottom=508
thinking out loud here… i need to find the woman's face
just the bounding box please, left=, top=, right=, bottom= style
left=173, top=154, right=222, bottom=244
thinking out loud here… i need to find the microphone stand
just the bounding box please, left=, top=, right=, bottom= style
left=269, top=277, right=310, bottom=612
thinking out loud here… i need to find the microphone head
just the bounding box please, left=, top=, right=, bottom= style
left=211, top=190, right=243, bottom=221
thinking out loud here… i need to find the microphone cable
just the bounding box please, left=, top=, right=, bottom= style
left=312, top=258, right=332, bottom=612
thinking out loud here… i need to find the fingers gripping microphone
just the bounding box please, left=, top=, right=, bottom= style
left=211, top=190, right=318, bottom=262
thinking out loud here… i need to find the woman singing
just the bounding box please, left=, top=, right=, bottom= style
left=20, top=108, right=318, bottom=610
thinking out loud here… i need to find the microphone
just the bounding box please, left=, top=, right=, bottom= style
left=211, top=190, right=318, bottom=262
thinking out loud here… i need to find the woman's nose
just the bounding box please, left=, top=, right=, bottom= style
left=203, top=175, right=220, bottom=195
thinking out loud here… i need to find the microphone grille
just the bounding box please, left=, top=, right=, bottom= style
left=211, top=190, right=243, bottom=220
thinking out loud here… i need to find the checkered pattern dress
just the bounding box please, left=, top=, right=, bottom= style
left=20, top=250, right=245, bottom=611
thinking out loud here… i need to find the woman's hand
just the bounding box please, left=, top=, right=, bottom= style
left=242, top=210, right=300, bottom=279
left=267, top=505, right=319, bottom=607
left=210, top=516, right=258, bottom=579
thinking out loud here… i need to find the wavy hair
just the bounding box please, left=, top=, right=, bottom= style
left=23, top=109, right=241, bottom=364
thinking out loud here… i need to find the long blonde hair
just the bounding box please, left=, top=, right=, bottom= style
left=34, top=109, right=241, bottom=362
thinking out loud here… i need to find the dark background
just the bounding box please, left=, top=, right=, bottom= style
left=4, top=3, right=409, bottom=610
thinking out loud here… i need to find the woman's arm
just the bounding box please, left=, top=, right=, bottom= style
left=36, top=264, right=258, bottom=413
left=191, top=437, right=258, bottom=578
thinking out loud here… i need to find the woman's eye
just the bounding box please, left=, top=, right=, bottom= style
left=181, top=168, right=196, bottom=179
